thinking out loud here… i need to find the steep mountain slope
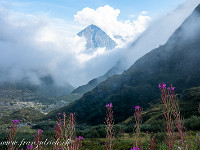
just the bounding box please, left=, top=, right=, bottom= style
left=78, top=24, right=117, bottom=50
left=46, top=4, right=200, bottom=125
left=71, top=61, right=124, bottom=94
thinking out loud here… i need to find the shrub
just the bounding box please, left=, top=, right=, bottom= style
left=141, top=119, right=165, bottom=132
left=185, top=116, right=200, bottom=130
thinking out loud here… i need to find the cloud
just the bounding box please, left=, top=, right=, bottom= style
left=74, top=5, right=151, bottom=45
left=0, top=6, right=86, bottom=86
left=0, top=0, right=199, bottom=89
left=120, top=0, right=200, bottom=68
left=140, top=11, right=148, bottom=15
left=0, top=5, right=121, bottom=87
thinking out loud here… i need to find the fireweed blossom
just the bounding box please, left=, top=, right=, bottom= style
left=159, top=83, right=175, bottom=90
left=7, top=119, right=20, bottom=150
left=159, top=83, right=176, bottom=149
left=13, top=119, right=19, bottom=124
left=55, top=112, right=83, bottom=150
left=76, top=136, right=84, bottom=140
left=135, top=106, right=140, bottom=110
left=159, top=83, right=186, bottom=149
left=105, top=103, right=114, bottom=150
left=106, top=103, right=113, bottom=108
left=159, top=83, right=167, bottom=89
left=171, top=86, right=175, bottom=90
left=134, top=106, right=143, bottom=147
left=39, top=129, right=43, bottom=133
left=78, top=136, right=84, bottom=140
left=27, top=144, right=33, bottom=150
left=74, top=135, right=84, bottom=149
left=31, top=129, right=45, bottom=150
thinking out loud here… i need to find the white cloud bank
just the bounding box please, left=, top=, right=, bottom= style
left=120, top=0, right=200, bottom=68
left=0, top=5, right=85, bottom=86
left=0, top=0, right=199, bottom=88
left=0, top=5, right=122, bottom=87
left=74, top=5, right=151, bottom=45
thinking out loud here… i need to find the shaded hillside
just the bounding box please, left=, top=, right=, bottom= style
left=145, top=86, right=200, bottom=132
left=46, top=4, right=200, bottom=125
left=123, top=86, right=200, bottom=132
left=72, top=61, right=124, bottom=94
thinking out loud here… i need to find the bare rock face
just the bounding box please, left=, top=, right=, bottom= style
left=77, top=24, right=117, bottom=50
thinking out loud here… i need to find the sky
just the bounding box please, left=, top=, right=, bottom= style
left=0, top=0, right=187, bottom=40
left=0, top=0, right=187, bottom=34
left=0, top=0, right=199, bottom=87
left=1, top=0, right=186, bottom=20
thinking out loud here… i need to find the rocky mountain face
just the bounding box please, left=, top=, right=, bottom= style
left=72, top=25, right=121, bottom=95
left=46, top=4, right=200, bottom=125
left=77, top=24, right=117, bottom=50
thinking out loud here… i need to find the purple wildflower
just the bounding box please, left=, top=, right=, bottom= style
left=58, top=113, right=61, bottom=115
left=106, top=103, right=113, bottom=108
left=135, top=106, right=140, bottom=110
left=39, top=129, right=43, bottom=133
left=159, top=83, right=167, bottom=89
left=163, top=83, right=166, bottom=88
left=76, top=136, right=84, bottom=140
left=27, top=144, right=33, bottom=149
left=171, top=87, right=175, bottom=90
left=79, top=136, right=84, bottom=140
left=167, top=87, right=170, bottom=90
left=13, top=119, right=19, bottom=124
left=110, top=103, right=113, bottom=108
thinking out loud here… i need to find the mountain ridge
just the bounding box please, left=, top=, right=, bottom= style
left=77, top=24, right=117, bottom=50
left=71, top=61, right=124, bottom=94
left=45, top=4, right=200, bottom=125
